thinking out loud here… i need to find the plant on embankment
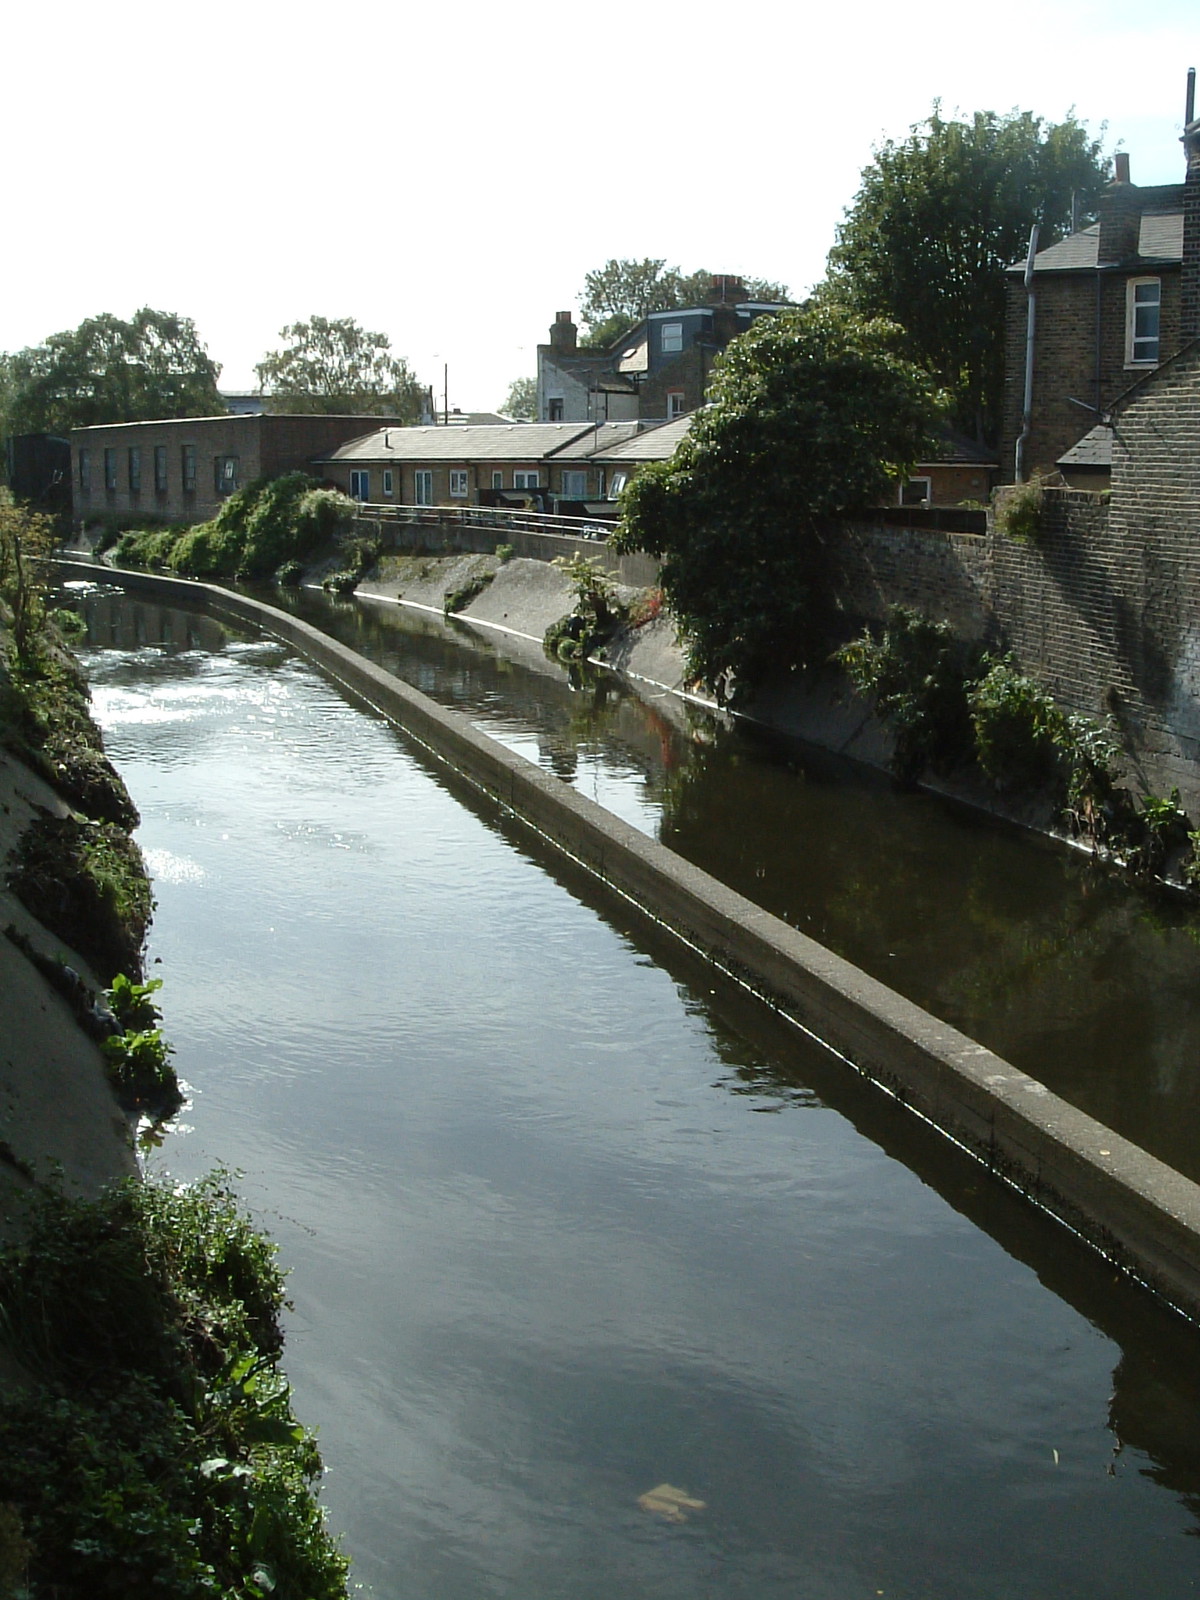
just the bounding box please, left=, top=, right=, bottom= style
left=611, top=304, right=945, bottom=702
left=7, top=814, right=151, bottom=984
left=322, top=536, right=382, bottom=596
left=114, top=475, right=356, bottom=582
left=0, top=1171, right=349, bottom=1600
left=837, top=607, right=977, bottom=782
left=543, top=553, right=626, bottom=664
left=443, top=570, right=495, bottom=615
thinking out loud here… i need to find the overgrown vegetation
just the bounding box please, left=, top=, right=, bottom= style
left=837, top=609, right=976, bottom=783
left=838, top=608, right=1196, bottom=881
left=7, top=814, right=152, bottom=984
left=99, top=973, right=182, bottom=1117
left=320, top=537, right=382, bottom=596
left=543, top=554, right=626, bottom=663
left=443, top=569, right=495, bottom=615
left=113, top=475, right=356, bottom=581
left=995, top=475, right=1045, bottom=542
left=0, top=1173, right=349, bottom=1599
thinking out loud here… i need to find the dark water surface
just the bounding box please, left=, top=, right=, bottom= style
left=77, top=588, right=1200, bottom=1599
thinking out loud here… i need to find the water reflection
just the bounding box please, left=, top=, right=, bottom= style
left=73, top=588, right=1200, bottom=1598
left=273, top=587, right=1200, bottom=1186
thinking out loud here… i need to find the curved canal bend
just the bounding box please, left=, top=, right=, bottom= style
left=78, top=587, right=1200, bottom=1600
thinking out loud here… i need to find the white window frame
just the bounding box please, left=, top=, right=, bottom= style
left=513, top=470, right=539, bottom=489
left=1126, top=276, right=1161, bottom=366
left=383, top=469, right=394, bottom=496
left=561, top=469, right=587, bottom=498
left=898, top=476, right=933, bottom=507
left=350, top=469, right=370, bottom=501
left=661, top=321, right=683, bottom=354
left=608, top=471, right=628, bottom=501
left=449, top=469, right=469, bottom=498
left=666, top=389, right=686, bottom=420
left=414, top=469, right=434, bottom=506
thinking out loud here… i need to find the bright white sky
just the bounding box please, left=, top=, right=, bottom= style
left=4, top=0, right=1195, bottom=412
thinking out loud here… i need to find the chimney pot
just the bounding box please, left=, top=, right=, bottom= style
left=1114, top=152, right=1131, bottom=184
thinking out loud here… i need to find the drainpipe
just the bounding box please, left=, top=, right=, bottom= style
left=1015, top=223, right=1040, bottom=483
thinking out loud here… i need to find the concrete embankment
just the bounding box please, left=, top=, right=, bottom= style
left=69, top=563, right=1200, bottom=1324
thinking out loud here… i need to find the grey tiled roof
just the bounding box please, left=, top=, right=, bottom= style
left=924, top=428, right=998, bottom=467
left=318, top=423, right=596, bottom=463
left=547, top=422, right=642, bottom=459
left=592, top=413, right=696, bottom=463
left=1057, top=424, right=1113, bottom=468
left=1139, top=212, right=1184, bottom=260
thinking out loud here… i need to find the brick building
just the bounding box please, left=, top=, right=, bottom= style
left=536, top=278, right=790, bottom=426
left=71, top=413, right=405, bottom=527
left=314, top=421, right=639, bottom=509
left=1001, top=97, right=1200, bottom=482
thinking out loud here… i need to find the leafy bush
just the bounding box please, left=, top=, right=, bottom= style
left=495, top=543, right=515, bottom=564
left=0, top=1173, right=349, bottom=1598
left=544, top=555, right=626, bottom=663
left=968, top=655, right=1067, bottom=792
left=996, top=475, right=1045, bottom=542
left=99, top=974, right=181, bottom=1116
left=836, top=606, right=975, bottom=782
left=276, top=559, right=303, bottom=586
left=443, top=572, right=494, bottom=615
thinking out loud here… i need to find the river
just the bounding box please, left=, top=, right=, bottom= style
left=77, top=585, right=1200, bottom=1599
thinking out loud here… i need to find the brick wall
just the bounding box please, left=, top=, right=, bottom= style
left=824, top=520, right=990, bottom=645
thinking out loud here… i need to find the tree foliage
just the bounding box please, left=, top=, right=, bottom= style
left=825, top=106, right=1108, bottom=443
left=578, top=259, right=791, bottom=346
left=4, top=309, right=222, bottom=436
left=255, top=316, right=423, bottom=419
left=502, top=375, right=537, bottom=420
left=612, top=305, right=945, bottom=699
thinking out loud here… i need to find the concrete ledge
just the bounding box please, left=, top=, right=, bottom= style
left=71, top=563, right=1200, bottom=1324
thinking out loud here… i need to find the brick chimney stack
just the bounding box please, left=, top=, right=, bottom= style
left=1097, top=154, right=1141, bottom=265
left=549, top=311, right=577, bottom=354
left=1182, top=68, right=1200, bottom=342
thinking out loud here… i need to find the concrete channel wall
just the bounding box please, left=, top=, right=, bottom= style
left=72, top=563, right=1200, bottom=1325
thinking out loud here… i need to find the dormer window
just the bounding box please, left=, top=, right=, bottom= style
left=1126, top=277, right=1161, bottom=365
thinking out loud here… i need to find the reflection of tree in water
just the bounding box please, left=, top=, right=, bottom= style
left=1109, top=1342, right=1200, bottom=1538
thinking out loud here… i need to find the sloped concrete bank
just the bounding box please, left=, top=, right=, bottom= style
left=68, top=561, right=1200, bottom=1325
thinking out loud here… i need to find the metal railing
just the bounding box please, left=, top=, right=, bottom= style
left=349, top=501, right=615, bottom=541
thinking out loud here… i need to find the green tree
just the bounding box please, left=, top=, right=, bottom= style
left=612, top=305, right=944, bottom=699
left=825, top=106, right=1108, bottom=444
left=578, top=260, right=791, bottom=345
left=5, top=309, right=222, bottom=435
left=502, top=375, right=537, bottom=419
left=255, top=316, right=423, bottom=419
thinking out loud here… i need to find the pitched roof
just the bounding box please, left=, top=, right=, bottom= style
left=317, top=422, right=596, bottom=463
left=1010, top=210, right=1184, bottom=274
left=1057, top=423, right=1113, bottom=468
left=546, top=422, right=642, bottom=459
left=592, top=413, right=696, bottom=464
left=923, top=428, right=998, bottom=467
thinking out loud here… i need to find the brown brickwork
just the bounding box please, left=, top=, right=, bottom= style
left=71, top=414, right=400, bottom=527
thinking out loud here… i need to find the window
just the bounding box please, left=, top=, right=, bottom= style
left=104, top=448, right=118, bottom=492
left=1127, top=277, right=1161, bottom=364
left=492, top=471, right=503, bottom=490
left=899, top=476, right=932, bottom=507
left=383, top=469, right=394, bottom=496
left=350, top=469, right=371, bottom=501
left=561, top=469, right=587, bottom=499
left=666, top=389, right=686, bottom=420
left=661, top=322, right=683, bottom=354
left=608, top=471, right=628, bottom=500
left=78, top=449, right=91, bottom=494
left=128, top=447, right=141, bottom=493
left=414, top=469, right=433, bottom=505
left=181, top=444, right=197, bottom=493
left=154, top=445, right=168, bottom=494
left=513, top=471, right=539, bottom=489
left=449, top=470, right=469, bottom=497
left=547, top=398, right=564, bottom=421
left=214, top=455, right=239, bottom=494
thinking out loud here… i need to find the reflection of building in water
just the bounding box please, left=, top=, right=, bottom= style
left=83, top=594, right=228, bottom=656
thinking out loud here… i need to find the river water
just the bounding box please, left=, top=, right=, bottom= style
left=77, top=587, right=1200, bottom=1599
